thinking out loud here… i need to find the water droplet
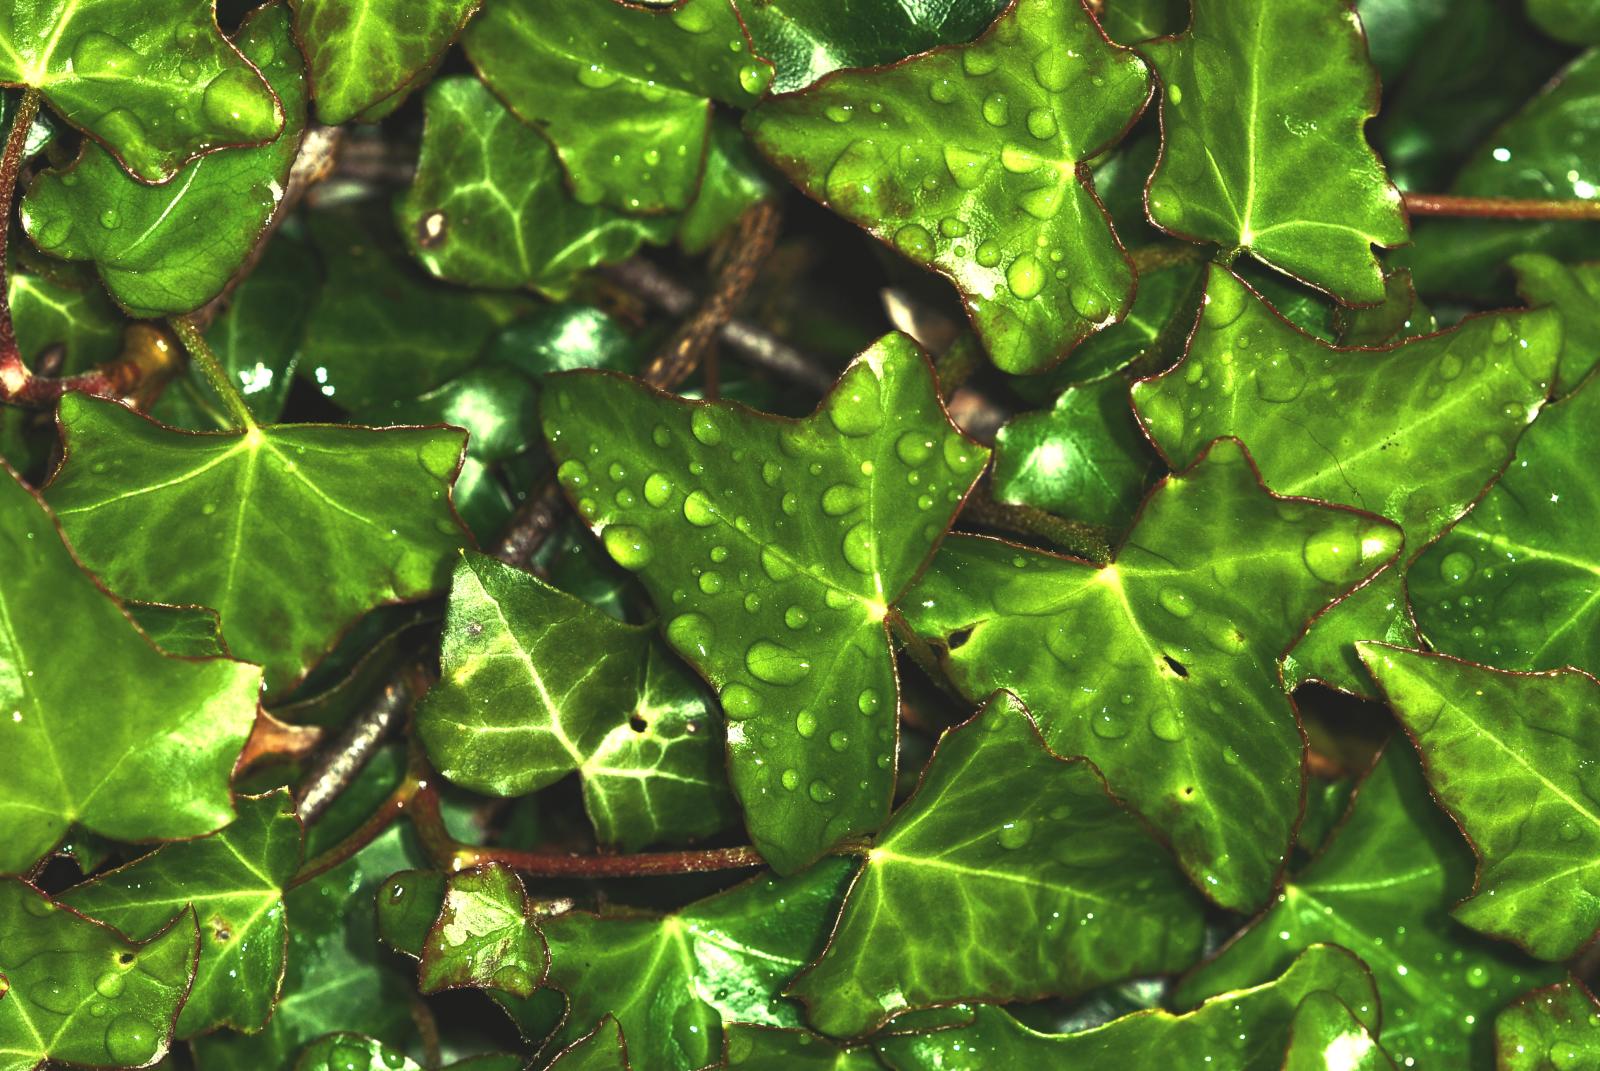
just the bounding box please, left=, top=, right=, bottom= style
left=698, top=571, right=724, bottom=594
left=981, top=93, right=1009, bottom=127
left=746, top=640, right=812, bottom=684
left=1465, top=964, right=1489, bottom=989
left=602, top=525, right=652, bottom=570
left=1439, top=550, right=1475, bottom=585
left=666, top=612, right=714, bottom=659
left=999, top=143, right=1038, bottom=174
left=682, top=490, right=717, bottom=527
left=1302, top=528, right=1353, bottom=583
left=781, top=769, right=800, bottom=790
left=1026, top=108, right=1057, bottom=140
left=1436, top=351, right=1464, bottom=381
left=104, top=1015, right=157, bottom=1065
left=962, top=49, right=999, bottom=76
left=1006, top=254, right=1045, bottom=299
left=690, top=409, right=723, bottom=446
left=1255, top=352, right=1308, bottom=402
left=643, top=472, right=672, bottom=508
left=1069, top=284, right=1109, bottom=321
left=795, top=710, right=818, bottom=738
left=1167, top=83, right=1183, bottom=105
left=200, top=67, right=278, bottom=139
left=828, top=730, right=850, bottom=752
left=1150, top=709, right=1185, bottom=742
left=841, top=523, right=874, bottom=574
left=760, top=547, right=795, bottom=581
left=782, top=606, right=810, bottom=631
left=997, top=818, right=1034, bottom=849
left=808, top=779, right=838, bottom=802
left=827, top=370, right=882, bottom=435
left=942, top=146, right=987, bottom=190
left=98, top=208, right=119, bottom=229
left=1158, top=589, right=1195, bottom=618
left=780, top=491, right=799, bottom=515
left=720, top=683, right=758, bottom=720
left=556, top=459, right=589, bottom=489
left=1092, top=708, right=1130, bottom=738
left=1032, top=49, right=1070, bottom=90
left=72, top=30, right=144, bottom=79
left=927, top=77, right=958, bottom=103
left=822, top=483, right=864, bottom=516
left=858, top=688, right=881, bottom=715
left=94, top=970, right=126, bottom=998
left=1222, top=746, right=1240, bottom=766
left=738, top=63, right=766, bottom=96
left=975, top=239, right=1003, bottom=268
left=894, top=223, right=934, bottom=259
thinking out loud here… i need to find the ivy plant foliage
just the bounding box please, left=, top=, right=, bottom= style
left=1362, top=645, right=1600, bottom=962
left=1176, top=744, right=1554, bottom=1068
left=58, top=790, right=303, bottom=1038
left=789, top=691, right=1206, bottom=1037
left=1496, top=980, right=1600, bottom=1070
left=418, top=551, right=735, bottom=851
left=876, top=945, right=1382, bottom=1070
left=416, top=865, right=546, bottom=997
left=1132, top=266, right=1560, bottom=694
left=0, top=880, right=200, bottom=1071
left=46, top=394, right=469, bottom=695
left=540, top=333, right=989, bottom=873
left=462, top=0, right=772, bottom=215
left=747, top=0, right=1152, bottom=375
left=0, top=1, right=283, bottom=183
left=904, top=438, right=1402, bottom=911
left=290, top=0, right=479, bottom=123
left=1139, top=0, right=1408, bottom=303
left=1512, top=253, right=1600, bottom=394
left=19, top=1, right=307, bottom=319
left=722, top=1024, right=880, bottom=1070
left=0, top=461, right=261, bottom=875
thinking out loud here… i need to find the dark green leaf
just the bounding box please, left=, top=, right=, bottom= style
left=747, top=0, right=1151, bottom=374
left=1512, top=253, right=1600, bottom=395
left=678, top=118, right=775, bottom=255
left=47, top=394, right=469, bottom=694
left=8, top=268, right=123, bottom=372
left=417, top=864, right=545, bottom=996
left=903, top=439, right=1401, bottom=911
left=60, top=790, right=303, bottom=1037
left=124, top=602, right=228, bottom=657
left=291, top=0, right=479, bottom=123
left=539, top=333, right=989, bottom=871
left=1335, top=268, right=1434, bottom=348
left=294, top=1034, right=424, bottom=1071
left=724, top=1024, right=882, bottom=1070
left=789, top=691, right=1204, bottom=1038
left=1099, top=0, right=1187, bottom=46
left=1140, top=0, right=1408, bottom=303
left=1526, top=0, right=1600, bottom=43
left=1496, top=979, right=1600, bottom=1070
left=546, top=1017, right=629, bottom=1071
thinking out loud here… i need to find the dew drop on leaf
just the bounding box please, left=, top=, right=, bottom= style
left=746, top=640, right=812, bottom=685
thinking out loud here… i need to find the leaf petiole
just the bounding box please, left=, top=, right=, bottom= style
left=170, top=314, right=258, bottom=430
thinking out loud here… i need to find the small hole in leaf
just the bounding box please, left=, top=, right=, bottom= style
left=1182, top=786, right=1196, bottom=798
left=629, top=714, right=648, bottom=733
left=465, top=621, right=483, bottom=638
left=1163, top=655, right=1189, bottom=678
left=117, top=952, right=134, bottom=967
left=947, top=627, right=973, bottom=650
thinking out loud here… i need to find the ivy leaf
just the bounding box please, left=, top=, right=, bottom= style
left=126, top=601, right=229, bottom=657
left=1140, top=0, right=1408, bottom=303
left=418, top=551, right=736, bottom=850
left=1334, top=268, right=1434, bottom=348
left=991, top=373, right=1159, bottom=529
left=463, top=0, right=772, bottom=215
left=1281, top=991, right=1396, bottom=1071
left=59, top=790, right=302, bottom=1038
left=46, top=394, right=469, bottom=695
left=1512, top=253, right=1600, bottom=395
left=1496, top=980, right=1600, bottom=1070
left=746, top=0, right=1150, bottom=375
left=789, top=691, right=1204, bottom=1038
left=1180, top=740, right=1556, bottom=1066
left=1131, top=266, right=1559, bottom=694
left=724, top=1024, right=881, bottom=1069
left=539, top=333, right=989, bottom=872
left=9, top=268, right=124, bottom=373
left=19, top=2, right=306, bottom=319
left=0, top=461, right=261, bottom=875
left=1361, top=644, right=1600, bottom=961
left=1098, top=0, right=1188, bottom=46
left=397, top=76, right=673, bottom=297
left=416, top=865, right=546, bottom=997
left=0, top=1, right=282, bottom=182
left=539, top=860, right=853, bottom=1071
left=546, top=1018, right=629, bottom=1071
left=1525, top=0, right=1600, bottom=44
left=903, top=439, right=1401, bottom=911
left=677, top=118, right=776, bottom=255
left=291, top=0, right=479, bottom=123
left=294, top=1035, right=526, bottom=1071
left=1279, top=569, right=1415, bottom=696
left=875, top=945, right=1379, bottom=1070
left=1409, top=376, right=1600, bottom=677
left=0, top=880, right=199, bottom=1070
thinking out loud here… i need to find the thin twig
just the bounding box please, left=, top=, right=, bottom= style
left=1403, top=192, right=1600, bottom=221
left=292, top=676, right=413, bottom=826
left=453, top=843, right=770, bottom=878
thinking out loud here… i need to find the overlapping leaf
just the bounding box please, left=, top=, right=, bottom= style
left=419, top=551, right=735, bottom=850
left=1281, top=991, right=1396, bottom=1071
left=417, top=864, right=546, bottom=996
left=1140, top=0, right=1408, bottom=302
left=46, top=394, right=468, bottom=694
left=904, top=439, right=1401, bottom=911
left=1496, top=980, right=1600, bottom=1070
left=544, top=1019, right=630, bottom=1071
left=20, top=2, right=305, bottom=318
left=724, top=1024, right=881, bottom=1069
left=1362, top=645, right=1600, bottom=961
left=790, top=692, right=1204, bottom=1037
left=0, top=462, right=261, bottom=875
left=291, top=0, right=479, bottom=123
left=747, top=0, right=1150, bottom=374
left=1512, top=253, right=1600, bottom=393
left=539, top=333, right=989, bottom=872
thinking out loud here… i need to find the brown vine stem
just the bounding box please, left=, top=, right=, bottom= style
left=1403, top=192, right=1600, bottom=221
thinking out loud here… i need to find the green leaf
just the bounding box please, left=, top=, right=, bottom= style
left=0, top=1, right=282, bottom=182
left=1496, top=980, right=1600, bottom=1071
left=416, top=864, right=545, bottom=996
left=125, top=602, right=229, bottom=657
left=724, top=1024, right=882, bottom=1070
left=46, top=394, right=468, bottom=694
left=1409, top=376, right=1600, bottom=678
left=294, top=1034, right=424, bottom=1071
left=59, top=790, right=302, bottom=1037
left=547, top=1018, right=629, bottom=1071
left=8, top=268, right=124, bottom=372
left=1140, top=0, right=1408, bottom=303
left=1334, top=268, right=1434, bottom=348
left=1281, top=991, right=1396, bottom=1071
left=0, top=880, right=199, bottom=1071
left=902, top=438, right=1401, bottom=911
left=789, top=691, right=1204, bottom=1038
left=1512, top=253, right=1600, bottom=395
left=540, top=860, right=853, bottom=1071
left=463, top=0, right=772, bottom=214
left=1131, top=265, right=1559, bottom=695
left=678, top=118, right=775, bottom=255
left=19, top=2, right=306, bottom=319
left=746, top=0, right=1150, bottom=374
left=1098, top=0, right=1188, bottom=46
left=0, top=462, right=261, bottom=875
left=1279, top=568, right=1416, bottom=696
left=991, top=373, right=1158, bottom=529
left=1361, top=645, right=1600, bottom=961
left=1526, top=0, right=1600, bottom=43
left=876, top=945, right=1379, bottom=1071
left=291, top=0, right=479, bottom=123
left=397, top=76, right=673, bottom=297
left=419, top=551, right=736, bottom=850
left=1176, top=744, right=1557, bottom=1067
left=539, top=333, right=989, bottom=872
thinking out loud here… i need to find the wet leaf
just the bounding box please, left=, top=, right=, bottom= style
left=1496, top=979, right=1600, bottom=1070
left=1512, top=253, right=1600, bottom=395
left=546, top=1017, right=629, bottom=1071
left=723, top=1024, right=882, bottom=1069
left=1281, top=991, right=1396, bottom=1071
left=417, top=864, right=546, bottom=996
left=291, top=0, right=479, bottom=123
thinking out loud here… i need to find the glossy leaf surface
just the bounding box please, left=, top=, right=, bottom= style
left=747, top=0, right=1150, bottom=374
left=1177, top=744, right=1553, bottom=1067
left=1362, top=645, right=1600, bottom=961
left=419, top=552, right=735, bottom=850
left=60, top=790, right=302, bottom=1037
left=0, top=463, right=260, bottom=875
left=0, top=880, right=198, bottom=1071
left=463, top=0, right=771, bottom=214
left=19, top=3, right=305, bottom=319
left=292, top=0, right=478, bottom=123
left=540, top=333, right=989, bottom=872
left=47, top=394, right=468, bottom=694
left=724, top=1024, right=882, bottom=1069
left=418, top=864, right=545, bottom=996
left=0, top=0, right=282, bottom=181
left=1512, top=254, right=1600, bottom=394
left=1496, top=980, right=1600, bottom=1071
left=546, top=1018, right=629, bottom=1071
left=903, top=439, right=1401, bottom=910
left=1141, top=0, right=1407, bottom=302
left=790, top=692, right=1205, bottom=1037
left=1281, top=991, right=1396, bottom=1071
